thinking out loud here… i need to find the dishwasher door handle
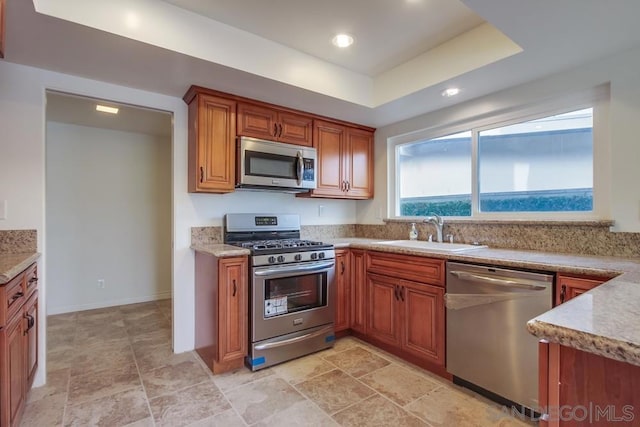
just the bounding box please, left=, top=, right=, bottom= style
left=449, top=270, right=549, bottom=291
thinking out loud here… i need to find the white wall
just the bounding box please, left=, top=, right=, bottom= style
left=46, top=122, right=171, bottom=314
left=0, top=59, right=356, bottom=387
left=359, top=44, right=640, bottom=231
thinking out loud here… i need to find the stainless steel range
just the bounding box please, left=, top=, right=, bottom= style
left=224, top=213, right=335, bottom=371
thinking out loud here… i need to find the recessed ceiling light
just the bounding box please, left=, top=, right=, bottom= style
left=441, top=88, right=461, bottom=97
left=96, top=105, right=119, bottom=114
left=332, top=33, right=354, bottom=48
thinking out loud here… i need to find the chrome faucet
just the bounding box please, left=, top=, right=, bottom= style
left=424, top=214, right=444, bottom=243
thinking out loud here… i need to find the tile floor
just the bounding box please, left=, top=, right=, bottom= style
left=22, top=300, right=535, bottom=426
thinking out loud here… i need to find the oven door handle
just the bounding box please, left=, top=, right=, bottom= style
left=254, top=260, right=335, bottom=277
left=254, top=324, right=334, bottom=351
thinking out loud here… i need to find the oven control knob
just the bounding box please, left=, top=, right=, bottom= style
left=277, top=255, right=285, bottom=263
left=294, top=254, right=302, bottom=261
left=310, top=252, right=318, bottom=260
left=268, top=256, right=276, bottom=264
left=318, top=252, right=325, bottom=259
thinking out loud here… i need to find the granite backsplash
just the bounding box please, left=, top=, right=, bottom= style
left=0, top=230, right=37, bottom=253
left=192, top=221, right=640, bottom=258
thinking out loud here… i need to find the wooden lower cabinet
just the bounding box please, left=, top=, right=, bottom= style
left=349, top=249, right=367, bottom=334
left=556, top=274, right=608, bottom=305
left=539, top=342, right=640, bottom=426
left=366, top=273, right=445, bottom=370
left=334, top=250, right=350, bottom=333
left=194, top=252, right=248, bottom=374
left=0, top=263, right=38, bottom=427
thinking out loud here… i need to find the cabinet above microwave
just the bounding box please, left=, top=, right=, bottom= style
left=183, top=86, right=375, bottom=198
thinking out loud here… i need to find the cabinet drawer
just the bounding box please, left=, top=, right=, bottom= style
left=0, top=272, right=25, bottom=327
left=23, top=263, right=38, bottom=298
left=366, top=251, right=445, bottom=286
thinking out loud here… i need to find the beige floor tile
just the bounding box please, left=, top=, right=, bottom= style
left=274, top=352, right=336, bottom=384
left=254, top=400, right=339, bottom=427
left=75, top=307, right=123, bottom=322
left=130, top=328, right=172, bottom=351
left=333, top=394, right=427, bottom=427
left=74, top=324, right=129, bottom=346
left=67, top=363, right=141, bottom=405
left=124, top=311, right=171, bottom=337
left=27, top=368, right=69, bottom=403
left=322, top=346, right=390, bottom=378
left=46, top=330, right=76, bottom=353
left=149, top=381, right=230, bottom=427
left=156, top=299, right=171, bottom=309
left=47, top=312, right=77, bottom=327
left=359, top=363, right=439, bottom=406
left=70, top=340, right=136, bottom=377
left=20, top=393, right=66, bottom=427
left=64, top=387, right=150, bottom=427
left=186, top=409, right=246, bottom=427
left=211, top=365, right=274, bottom=392
left=136, top=343, right=195, bottom=372
left=318, top=336, right=361, bottom=356
left=406, top=386, right=482, bottom=426
left=120, top=302, right=163, bottom=318
left=295, top=369, right=375, bottom=414
left=225, top=376, right=305, bottom=425
left=141, top=359, right=210, bottom=398
left=47, top=348, right=75, bottom=372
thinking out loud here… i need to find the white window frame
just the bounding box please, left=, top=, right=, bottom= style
left=388, top=86, right=611, bottom=220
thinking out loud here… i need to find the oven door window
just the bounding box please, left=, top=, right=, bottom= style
left=246, top=150, right=297, bottom=180
left=263, top=272, right=327, bottom=318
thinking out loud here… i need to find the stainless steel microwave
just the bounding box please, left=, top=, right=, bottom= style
left=237, top=137, right=317, bottom=192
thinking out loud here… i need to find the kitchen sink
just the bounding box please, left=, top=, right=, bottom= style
left=376, top=240, right=487, bottom=252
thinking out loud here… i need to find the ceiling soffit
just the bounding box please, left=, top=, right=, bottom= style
left=31, top=0, right=521, bottom=108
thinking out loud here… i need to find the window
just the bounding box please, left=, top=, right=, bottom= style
left=395, top=107, right=595, bottom=217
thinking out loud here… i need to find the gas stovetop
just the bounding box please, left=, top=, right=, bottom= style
left=232, top=239, right=330, bottom=253
left=224, top=214, right=334, bottom=265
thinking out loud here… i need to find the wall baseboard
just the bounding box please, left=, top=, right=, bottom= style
left=47, top=291, right=172, bottom=315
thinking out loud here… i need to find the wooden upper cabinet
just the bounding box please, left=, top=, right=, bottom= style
left=556, top=274, right=608, bottom=305
left=187, top=93, right=237, bottom=193
left=306, top=120, right=374, bottom=199
left=237, top=102, right=313, bottom=146
left=345, top=127, right=374, bottom=199
left=0, top=0, right=5, bottom=58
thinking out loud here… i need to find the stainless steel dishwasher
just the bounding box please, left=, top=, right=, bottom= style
left=445, top=261, right=553, bottom=412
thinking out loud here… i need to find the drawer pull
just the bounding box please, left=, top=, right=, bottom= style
left=28, top=277, right=38, bottom=284
left=9, top=291, right=24, bottom=304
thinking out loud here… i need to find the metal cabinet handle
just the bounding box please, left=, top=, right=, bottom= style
left=346, top=181, right=351, bottom=192
left=394, top=285, right=399, bottom=301
left=560, top=284, right=566, bottom=303
left=23, top=314, right=35, bottom=334
left=273, top=123, right=278, bottom=137
left=278, top=123, right=283, bottom=137
left=10, top=291, right=24, bottom=303
left=400, top=286, right=405, bottom=302
left=28, top=277, right=38, bottom=284
left=341, top=261, right=345, bottom=275
left=199, top=166, right=204, bottom=183
left=232, top=279, right=237, bottom=297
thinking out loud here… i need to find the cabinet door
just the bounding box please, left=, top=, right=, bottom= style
left=556, top=275, right=605, bottom=305
left=399, top=280, right=445, bottom=366
left=218, top=257, right=248, bottom=365
left=350, top=250, right=367, bottom=334
left=345, top=128, right=374, bottom=199
left=237, top=102, right=278, bottom=140
left=23, top=291, right=38, bottom=388
left=278, top=112, right=313, bottom=146
left=0, top=313, right=26, bottom=427
left=366, top=273, right=401, bottom=347
left=313, top=120, right=347, bottom=197
left=189, top=94, right=236, bottom=193
left=334, top=250, right=350, bottom=333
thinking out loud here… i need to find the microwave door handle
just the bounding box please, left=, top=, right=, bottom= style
left=296, top=151, right=304, bottom=186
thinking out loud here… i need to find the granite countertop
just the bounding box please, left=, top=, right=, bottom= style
left=324, top=238, right=640, bottom=367
left=191, top=244, right=251, bottom=258
left=0, top=252, right=41, bottom=284
left=191, top=236, right=640, bottom=366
